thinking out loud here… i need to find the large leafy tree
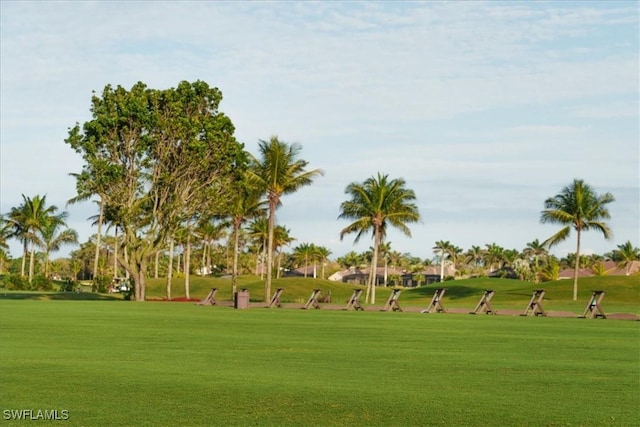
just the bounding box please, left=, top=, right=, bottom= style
left=66, top=81, right=245, bottom=300
left=338, top=173, right=420, bottom=304
left=540, top=179, right=615, bottom=300
left=246, top=136, right=323, bottom=301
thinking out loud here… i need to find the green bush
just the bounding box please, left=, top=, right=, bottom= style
left=92, top=276, right=110, bottom=293
left=60, top=279, right=76, bottom=292
left=30, top=275, right=53, bottom=291
left=3, top=274, right=27, bottom=290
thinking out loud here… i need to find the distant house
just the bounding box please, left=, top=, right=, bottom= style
left=558, top=260, right=640, bottom=279
left=329, top=265, right=455, bottom=287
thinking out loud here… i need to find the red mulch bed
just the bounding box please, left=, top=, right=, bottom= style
left=147, top=297, right=201, bottom=302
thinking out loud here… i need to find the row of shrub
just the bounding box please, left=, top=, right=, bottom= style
left=0, top=275, right=114, bottom=293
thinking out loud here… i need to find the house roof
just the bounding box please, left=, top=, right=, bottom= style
left=558, top=260, right=640, bottom=278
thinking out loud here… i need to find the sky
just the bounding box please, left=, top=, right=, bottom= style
left=1, top=1, right=638, bottom=262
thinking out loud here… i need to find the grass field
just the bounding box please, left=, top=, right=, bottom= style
left=1, top=278, right=639, bottom=426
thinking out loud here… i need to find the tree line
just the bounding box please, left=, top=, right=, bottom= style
left=1, top=81, right=637, bottom=303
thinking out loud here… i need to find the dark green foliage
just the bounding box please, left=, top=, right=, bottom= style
left=92, top=276, right=110, bottom=293
left=65, top=81, right=246, bottom=300
left=0, top=274, right=27, bottom=290
left=30, top=275, right=52, bottom=291
left=59, top=279, right=77, bottom=292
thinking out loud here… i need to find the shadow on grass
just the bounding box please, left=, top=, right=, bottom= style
left=410, top=285, right=482, bottom=300
left=0, top=291, right=123, bottom=301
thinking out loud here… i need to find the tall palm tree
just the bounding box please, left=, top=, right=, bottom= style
left=522, top=239, right=548, bottom=282
left=337, top=251, right=364, bottom=270
left=292, top=243, right=314, bottom=277
left=8, top=195, right=59, bottom=283
left=273, top=225, right=295, bottom=279
left=540, top=179, right=615, bottom=301
left=377, top=241, right=392, bottom=286
left=228, top=183, right=265, bottom=295
left=67, top=171, right=106, bottom=285
left=247, top=217, right=269, bottom=278
left=433, top=240, right=454, bottom=281
left=464, top=245, right=485, bottom=271
left=314, top=245, right=332, bottom=280
left=339, top=173, right=420, bottom=304
left=38, top=216, right=78, bottom=278
left=483, top=243, right=505, bottom=272
left=247, top=136, right=324, bottom=301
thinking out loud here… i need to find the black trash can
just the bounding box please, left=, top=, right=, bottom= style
left=234, top=289, right=250, bottom=309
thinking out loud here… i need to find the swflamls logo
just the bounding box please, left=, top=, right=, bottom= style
left=3, top=409, right=69, bottom=420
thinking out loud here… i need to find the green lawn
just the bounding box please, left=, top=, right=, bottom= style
left=1, top=298, right=638, bottom=426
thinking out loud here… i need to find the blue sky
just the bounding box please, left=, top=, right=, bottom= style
left=1, top=1, right=638, bottom=261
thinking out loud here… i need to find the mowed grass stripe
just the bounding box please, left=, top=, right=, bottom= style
left=1, top=300, right=638, bottom=426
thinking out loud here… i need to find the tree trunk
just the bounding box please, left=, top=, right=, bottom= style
left=265, top=200, right=276, bottom=302
left=154, top=250, right=159, bottom=279
left=28, top=245, right=35, bottom=284
left=166, top=238, right=174, bottom=300
left=185, top=234, right=191, bottom=300
left=232, top=221, right=240, bottom=296
left=369, top=229, right=381, bottom=304
left=113, top=229, right=119, bottom=278
left=93, top=200, right=104, bottom=280
left=573, top=229, right=581, bottom=301
left=201, top=239, right=207, bottom=276
left=21, top=241, right=27, bottom=277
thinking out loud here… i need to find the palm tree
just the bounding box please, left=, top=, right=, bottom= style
left=483, top=243, right=505, bottom=272
left=464, top=245, right=485, bottom=273
left=8, top=195, right=60, bottom=283
left=608, top=241, right=640, bottom=274
left=247, top=136, right=324, bottom=301
left=314, top=245, right=332, bottom=280
left=228, top=183, right=265, bottom=294
left=273, top=225, right=295, bottom=279
left=377, top=241, right=392, bottom=286
left=38, top=215, right=78, bottom=278
left=0, top=215, right=12, bottom=274
left=433, top=240, right=454, bottom=281
left=67, top=171, right=106, bottom=285
left=292, top=243, right=315, bottom=277
left=338, top=173, right=420, bottom=304
left=247, top=217, right=269, bottom=278
left=337, top=251, right=364, bottom=270
left=540, top=179, right=615, bottom=301
left=522, top=239, right=548, bottom=282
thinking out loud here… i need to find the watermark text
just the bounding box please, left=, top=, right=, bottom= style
left=3, top=409, right=69, bottom=421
